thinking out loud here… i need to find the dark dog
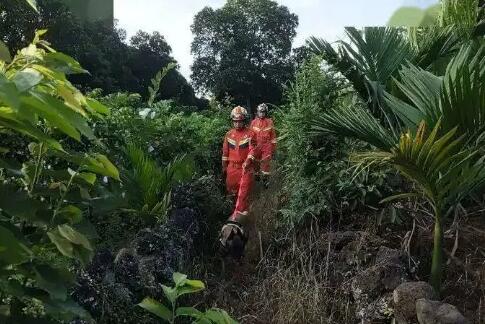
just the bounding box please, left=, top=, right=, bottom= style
left=219, top=221, right=248, bottom=260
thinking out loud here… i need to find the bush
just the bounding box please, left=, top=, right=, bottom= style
left=277, top=57, right=397, bottom=226
left=91, top=92, right=229, bottom=174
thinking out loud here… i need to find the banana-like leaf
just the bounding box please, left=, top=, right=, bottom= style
left=138, top=297, right=172, bottom=321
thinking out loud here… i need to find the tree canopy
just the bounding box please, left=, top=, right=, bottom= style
left=190, top=0, right=298, bottom=112
left=0, top=0, right=208, bottom=108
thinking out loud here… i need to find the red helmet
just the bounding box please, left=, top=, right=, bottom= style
left=230, top=106, right=248, bottom=121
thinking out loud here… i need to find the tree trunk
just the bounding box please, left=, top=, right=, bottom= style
left=430, top=211, right=443, bottom=296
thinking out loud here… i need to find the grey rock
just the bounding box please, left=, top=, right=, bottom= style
left=416, top=299, right=469, bottom=324
left=393, top=281, right=436, bottom=324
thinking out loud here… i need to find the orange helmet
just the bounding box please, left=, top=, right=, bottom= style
left=230, top=106, right=248, bottom=121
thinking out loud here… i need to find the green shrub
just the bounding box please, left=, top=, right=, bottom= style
left=277, top=57, right=397, bottom=226
left=0, top=32, right=119, bottom=322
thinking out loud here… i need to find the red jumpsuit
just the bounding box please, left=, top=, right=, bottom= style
left=222, top=128, right=260, bottom=220
left=250, top=117, right=276, bottom=175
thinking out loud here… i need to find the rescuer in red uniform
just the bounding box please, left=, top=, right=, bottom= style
left=220, top=106, right=260, bottom=259
left=250, top=103, right=276, bottom=188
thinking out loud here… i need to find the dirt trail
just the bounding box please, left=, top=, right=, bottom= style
left=202, top=171, right=282, bottom=323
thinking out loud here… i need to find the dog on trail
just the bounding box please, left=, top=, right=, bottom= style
left=219, top=221, right=248, bottom=261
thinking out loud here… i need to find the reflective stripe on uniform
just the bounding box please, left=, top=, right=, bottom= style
left=239, top=137, right=250, bottom=145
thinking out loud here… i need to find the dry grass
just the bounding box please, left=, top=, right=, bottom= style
left=197, top=171, right=485, bottom=324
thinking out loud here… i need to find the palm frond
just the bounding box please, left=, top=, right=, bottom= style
left=390, top=121, right=485, bottom=213
left=307, top=36, right=369, bottom=102
left=386, top=41, right=485, bottom=140
left=341, top=27, right=414, bottom=85
left=410, top=26, right=462, bottom=73
left=125, top=144, right=164, bottom=208
left=308, top=28, right=413, bottom=125
left=310, top=104, right=398, bottom=151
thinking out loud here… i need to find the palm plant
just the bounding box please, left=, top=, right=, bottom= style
left=308, top=27, right=414, bottom=124
left=307, top=1, right=482, bottom=119
left=123, top=144, right=194, bottom=223
left=310, top=40, right=485, bottom=293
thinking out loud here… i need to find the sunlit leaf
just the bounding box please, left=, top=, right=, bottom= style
left=58, top=224, right=92, bottom=251
left=12, top=68, right=43, bottom=92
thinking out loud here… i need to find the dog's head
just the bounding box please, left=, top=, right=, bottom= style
left=219, top=222, right=247, bottom=260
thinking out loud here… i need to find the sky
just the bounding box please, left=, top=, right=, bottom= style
left=114, top=0, right=438, bottom=80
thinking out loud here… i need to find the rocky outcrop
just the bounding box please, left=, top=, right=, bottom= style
left=73, top=207, right=202, bottom=323
left=350, top=246, right=408, bottom=323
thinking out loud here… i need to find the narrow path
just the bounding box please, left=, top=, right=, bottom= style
left=203, top=170, right=282, bottom=323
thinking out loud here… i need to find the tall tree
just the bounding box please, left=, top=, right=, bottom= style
left=191, top=0, right=298, bottom=112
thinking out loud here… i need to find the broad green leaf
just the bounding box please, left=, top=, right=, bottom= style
left=176, top=306, right=203, bottom=318
left=44, top=52, right=87, bottom=75
left=77, top=172, right=96, bottom=185
left=0, top=41, right=11, bottom=63
left=72, top=245, right=93, bottom=266
left=34, top=264, right=73, bottom=301
left=86, top=98, right=109, bottom=115
left=82, top=154, right=120, bottom=180
left=162, top=285, right=177, bottom=304
left=58, top=224, right=92, bottom=251
left=47, top=229, right=74, bottom=258
left=21, top=161, right=36, bottom=186
left=203, top=309, right=238, bottom=324
left=185, top=279, right=205, bottom=289
left=33, top=29, right=47, bottom=42
left=42, top=297, right=91, bottom=321
left=0, top=183, right=48, bottom=223
left=138, top=297, right=172, bottom=321
left=0, top=74, right=20, bottom=109
left=0, top=115, right=63, bottom=151
left=57, top=205, right=83, bottom=224
left=173, top=272, right=187, bottom=286
left=176, top=285, right=205, bottom=298
left=0, top=225, right=31, bottom=264
left=12, top=68, right=43, bottom=92
left=21, top=95, right=81, bottom=141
